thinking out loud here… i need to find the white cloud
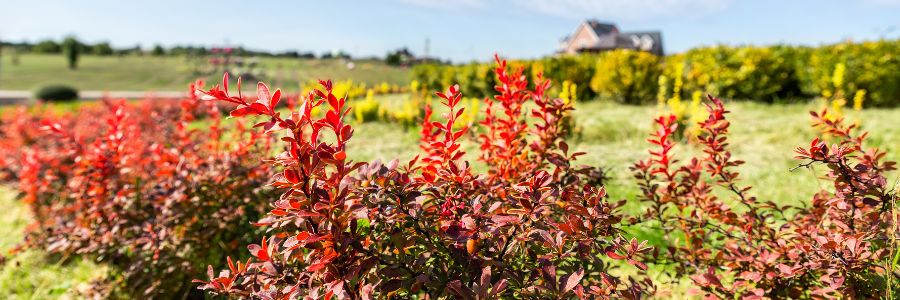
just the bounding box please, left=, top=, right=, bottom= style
left=397, top=0, right=486, bottom=9
left=516, top=0, right=732, bottom=21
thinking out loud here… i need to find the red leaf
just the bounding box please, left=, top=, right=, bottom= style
left=284, top=169, right=300, bottom=183
left=606, top=249, right=626, bottom=260
left=222, top=72, right=229, bottom=93
left=247, top=244, right=269, bottom=261
left=230, top=106, right=255, bottom=117
left=270, top=89, right=282, bottom=109
left=250, top=102, right=270, bottom=115
left=561, top=268, right=584, bottom=294
left=257, top=82, right=270, bottom=104
left=333, top=151, right=347, bottom=161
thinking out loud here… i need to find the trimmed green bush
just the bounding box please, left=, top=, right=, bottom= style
left=34, top=85, right=78, bottom=102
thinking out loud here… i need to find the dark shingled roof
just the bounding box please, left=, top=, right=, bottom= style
left=619, top=31, right=664, bottom=56
left=561, top=20, right=664, bottom=56
left=585, top=20, right=618, bottom=37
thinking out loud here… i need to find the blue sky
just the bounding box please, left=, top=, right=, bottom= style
left=1, top=0, right=899, bottom=62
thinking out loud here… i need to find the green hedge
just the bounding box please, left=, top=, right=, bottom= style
left=796, top=41, right=900, bottom=107
left=34, top=85, right=78, bottom=102
left=666, top=46, right=797, bottom=103
left=590, top=50, right=661, bottom=104
left=412, top=40, right=900, bottom=106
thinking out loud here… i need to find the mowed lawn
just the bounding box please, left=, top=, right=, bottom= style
left=2, top=96, right=899, bottom=298
left=0, top=54, right=410, bottom=91
left=347, top=96, right=899, bottom=208
left=0, top=187, right=108, bottom=300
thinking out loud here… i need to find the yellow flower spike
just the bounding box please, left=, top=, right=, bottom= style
left=691, top=91, right=703, bottom=106
left=832, top=63, right=846, bottom=92
left=559, top=80, right=577, bottom=105
left=657, top=75, right=669, bottom=108
left=569, top=83, right=577, bottom=104
left=672, top=63, right=684, bottom=98
left=410, top=80, right=420, bottom=93
left=828, top=98, right=847, bottom=121
left=853, top=89, right=866, bottom=111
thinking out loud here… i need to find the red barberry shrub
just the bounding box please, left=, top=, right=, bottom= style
left=195, top=57, right=652, bottom=299
left=633, top=96, right=898, bottom=298
left=3, top=84, right=276, bottom=297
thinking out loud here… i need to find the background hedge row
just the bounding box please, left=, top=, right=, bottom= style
left=413, top=40, right=900, bottom=106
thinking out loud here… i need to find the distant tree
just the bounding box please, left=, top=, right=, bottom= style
left=299, top=52, right=316, bottom=59
left=322, top=50, right=351, bottom=60
left=170, top=45, right=210, bottom=56
left=169, top=45, right=190, bottom=56
left=92, top=42, right=114, bottom=56
left=195, top=47, right=210, bottom=56
left=11, top=47, right=21, bottom=66
left=62, top=36, right=81, bottom=69
left=151, top=44, right=166, bottom=56
left=131, top=44, right=143, bottom=56
left=385, top=47, right=413, bottom=66
left=33, top=39, right=61, bottom=54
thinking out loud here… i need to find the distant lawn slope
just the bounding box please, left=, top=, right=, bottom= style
left=0, top=54, right=410, bottom=92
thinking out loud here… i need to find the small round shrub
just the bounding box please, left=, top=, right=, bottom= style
left=34, top=85, right=79, bottom=102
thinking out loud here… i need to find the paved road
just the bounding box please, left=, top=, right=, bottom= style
left=0, top=90, right=188, bottom=105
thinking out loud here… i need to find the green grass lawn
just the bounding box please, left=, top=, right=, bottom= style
left=2, top=95, right=898, bottom=298
left=0, top=54, right=410, bottom=92
left=343, top=96, right=899, bottom=207
left=0, top=187, right=109, bottom=300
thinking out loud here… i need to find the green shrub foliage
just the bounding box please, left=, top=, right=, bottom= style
left=34, top=85, right=78, bottom=102
left=413, top=40, right=900, bottom=106
left=590, top=49, right=661, bottom=104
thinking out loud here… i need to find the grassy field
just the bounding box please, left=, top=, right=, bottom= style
left=345, top=96, right=900, bottom=205
left=0, top=54, right=410, bottom=92
left=2, top=95, right=899, bottom=297
left=0, top=187, right=109, bottom=300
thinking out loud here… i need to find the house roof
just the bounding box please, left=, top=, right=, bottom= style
left=585, top=20, right=618, bottom=37
left=576, top=20, right=619, bottom=50
left=559, top=20, right=664, bottom=56
left=619, top=31, right=664, bottom=55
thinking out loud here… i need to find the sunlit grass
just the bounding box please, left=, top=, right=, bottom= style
left=0, top=54, right=409, bottom=92
left=0, top=187, right=109, bottom=299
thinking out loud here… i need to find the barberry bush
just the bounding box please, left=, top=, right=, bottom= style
left=633, top=96, right=898, bottom=298
left=194, top=56, right=653, bottom=299
left=2, top=53, right=898, bottom=300
left=2, top=83, right=277, bottom=297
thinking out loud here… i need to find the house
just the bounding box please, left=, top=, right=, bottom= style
left=558, top=20, right=664, bottom=56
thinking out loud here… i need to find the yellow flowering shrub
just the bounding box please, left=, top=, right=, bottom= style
left=589, top=49, right=661, bottom=104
